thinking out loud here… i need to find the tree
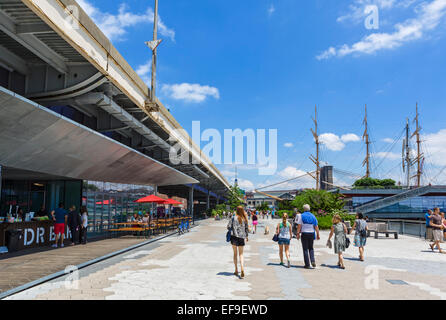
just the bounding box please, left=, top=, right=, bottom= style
left=291, top=189, right=345, bottom=215
left=226, top=185, right=245, bottom=210
left=278, top=200, right=294, bottom=211
left=353, top=177, right=396, bottom=188
left=256, top=202, right=269, bottom=211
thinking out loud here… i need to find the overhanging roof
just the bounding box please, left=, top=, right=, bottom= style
left=0, top=86, right=199, bottom=186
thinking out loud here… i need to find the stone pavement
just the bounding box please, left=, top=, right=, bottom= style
left=0, top=236, right=149, bottom=294
left=5, top=218, right=446, bottom=300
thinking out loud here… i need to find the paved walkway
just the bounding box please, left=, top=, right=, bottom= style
left=0, top=236, right=149, bottom=294
left=4, top=219, right=446, bottom=300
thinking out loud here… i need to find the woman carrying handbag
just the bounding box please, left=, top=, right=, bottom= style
left=227, top=206, right=249, bottom=279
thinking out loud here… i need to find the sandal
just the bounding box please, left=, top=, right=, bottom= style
left=240, top=271, right=245, bottom=279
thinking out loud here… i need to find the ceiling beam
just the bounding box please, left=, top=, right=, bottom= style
left=0, top=10, right=67, bottom=74
left=16, top=23, right=53, bottom=34
left=0, top=44, right=29, bottom=75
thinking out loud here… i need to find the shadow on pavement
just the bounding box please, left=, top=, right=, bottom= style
left=217, top=272, right=236, bottom=277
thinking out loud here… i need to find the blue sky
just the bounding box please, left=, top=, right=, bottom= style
left=79, top=0, right=446, bottom=190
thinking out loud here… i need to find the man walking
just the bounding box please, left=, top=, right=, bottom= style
left=429, top=208, right=444, bottom=253
left=51, top=203, right=68, bottom=248
left=67, top=205, right=81, bottom=246
left=296, top=204, right=320, bottom=269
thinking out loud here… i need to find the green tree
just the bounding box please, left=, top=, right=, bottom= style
left=353, top=177, right=396, bottom=188
left=227, top=185, right=245, bottom=210
left=256, top=202, right=270, bottom=211
left=291, top=189, right=345, bottom=215
left=278, top=200, right=294, bottom=211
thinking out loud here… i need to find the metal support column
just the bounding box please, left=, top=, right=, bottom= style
left=0, top=165, right=6, bottom=254
left=206, top=191, right=210, bottom=211
left=153, top=185, right=158, bottom=215
left=189, top=186, right=194, bottom=224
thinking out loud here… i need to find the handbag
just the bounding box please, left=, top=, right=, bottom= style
left=226, top=218, right=233, bottom=243
left=272, top=234, right=279, bottom=242
left=345, top=235, right=351, bottom=248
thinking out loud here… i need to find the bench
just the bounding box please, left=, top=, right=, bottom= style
left=368, top=223, right=398, bottom=239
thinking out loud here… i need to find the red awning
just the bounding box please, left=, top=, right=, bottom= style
left=134, top=195, right=167, bottom=204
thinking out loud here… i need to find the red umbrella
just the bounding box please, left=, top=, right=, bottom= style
left=163, top=199, right=183, bottom=205
left=134, top=195, right=167, bottom=204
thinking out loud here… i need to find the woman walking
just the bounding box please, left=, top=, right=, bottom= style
left=227, top=206, right=249, bottom=279
left=276, top=213, right=292, bottom=268
left=350, top=213, right=368, bottom=261
left=252, top=211, right=258, bottom=234
left=327, top=214, right=348, bottom=269
left=80, top=206, right=88, bottom=245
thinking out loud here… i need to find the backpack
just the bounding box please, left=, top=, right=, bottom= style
left=358, top=220, right=367, bottom=238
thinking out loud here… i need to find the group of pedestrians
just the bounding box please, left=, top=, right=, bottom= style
left=227, top=205, right=369, bottom=278
left=51, top=203, right=89, bottom=248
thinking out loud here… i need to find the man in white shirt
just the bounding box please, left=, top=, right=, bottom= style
left=296, top=204, right=320, bottom=269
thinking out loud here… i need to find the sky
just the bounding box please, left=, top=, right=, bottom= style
left=78, top=0, right=446, bottom=191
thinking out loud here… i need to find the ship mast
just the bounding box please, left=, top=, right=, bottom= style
left=411, top=103, right=424, bottom=187
left=362, top=104, right=371, bottom=178
left=403, top=118, right=411, bottom=188
left=310, top=105, right=320, bottom=190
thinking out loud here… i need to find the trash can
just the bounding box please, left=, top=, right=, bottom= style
left=6, top=230, right=23, bottom=252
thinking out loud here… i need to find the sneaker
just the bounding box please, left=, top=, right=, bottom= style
left=51, top=244, right=58, bottom=248
left=279, top=262, right=284, bottom=266
left=287, top=261, right=291, bottom=268
left=61, top=244, right=65, bottom=248
left=311, top=262, right=317, bottom=268
left=304, top=265, right=311, bottom=269
left=240, top=271, right=245, bottom=279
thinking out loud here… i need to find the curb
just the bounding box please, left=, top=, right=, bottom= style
left=0, top=223, right=198, bottom=300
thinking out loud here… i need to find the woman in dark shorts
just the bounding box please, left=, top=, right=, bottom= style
left=227, top=206, right=249, bottom=279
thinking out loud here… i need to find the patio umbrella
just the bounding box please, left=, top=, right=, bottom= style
left=134, top=195, right=167, bottom=204
left=163, top=199, right=183, bottom=205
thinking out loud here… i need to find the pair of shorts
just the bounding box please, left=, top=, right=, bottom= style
left=433, top=229, right=443, bottom=242
left=253, top=221, right=258, bottom=226
left=354, top=234, right=367, bottom=247
left=278, top=238, right=290, bottom=245
left=54, top=223, right=65, bottom=235
left=230, top=236, right=245, bottom=247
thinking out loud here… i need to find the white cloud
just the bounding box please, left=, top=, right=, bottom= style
left=136, top=60, right=151, bottom=84
left=319, top=133, right=360, bottom=151
left=341, top=133, right=361, bottom=143
left=77, top=0, right=175, bottom=41
left=336, top=0, right=409, bottom=24
left=317, top=0, right=446, bottom=59
left=382, top=138, right=395, bottom=143
left=424, top=129, right=446, bottom=166
left=374, top=151, right=401, bottom=160
left=255, top=166, right=315, bottom=190
left=279, top=166, right=308, bottom=179
left=161, top=83, right=220, bottom=103
left=284, top=142, right=294, bottom=148
left=237, top=179, right=255, bottom=190
left=268, top=4, right=276, bottom=16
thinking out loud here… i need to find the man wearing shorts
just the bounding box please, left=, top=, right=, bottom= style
left=430, top=208, right=444, bottom=254
left=51, top=203, right=68, bottom=248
